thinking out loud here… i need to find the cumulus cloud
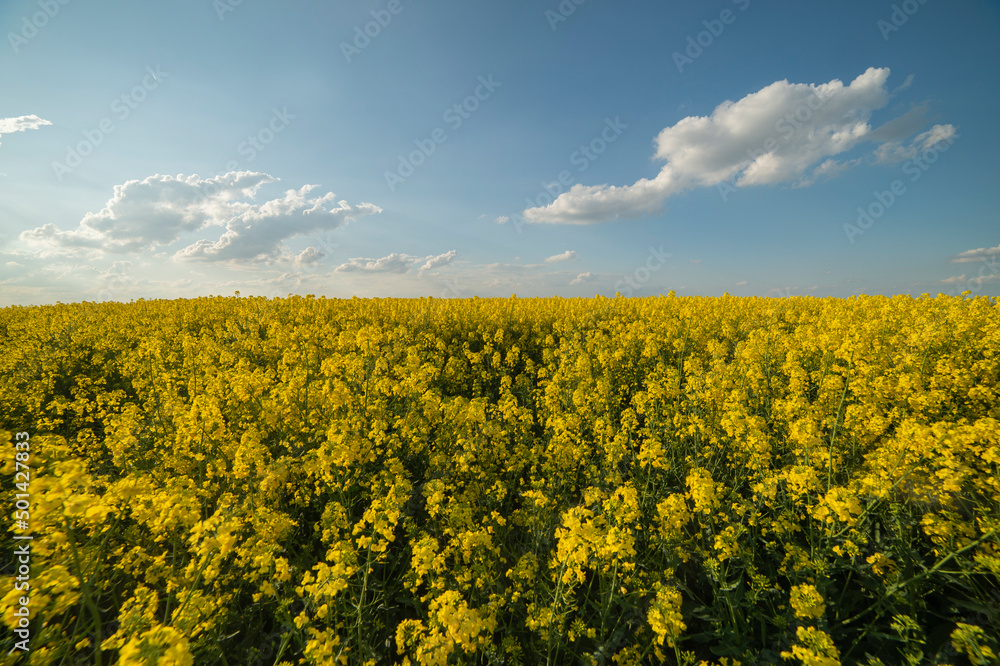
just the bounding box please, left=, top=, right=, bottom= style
left=334, top=253, right=414, bottom=274
left=0, top=115, right=51, bottom=148
left=569, top=271, right=595, bottom=285
left=545, top=250, right=578, bottom=263
left=950, top=244, right=1000, bottom=264
left=176, top=186, right=381, bottom=263
left=294, top=247, right=326, bottom=266
left=418, top=250, right=458, bottom=273
left=523, top=67, right=942, bottom=225
left=20, top=172, right=382, bottom=262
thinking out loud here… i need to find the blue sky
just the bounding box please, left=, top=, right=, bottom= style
left=1, top=0, right=998, bottom=305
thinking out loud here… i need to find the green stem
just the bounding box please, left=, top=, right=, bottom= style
left=840, top=526, right=1000, bottom=662
left=63, top=519, right=103, bottom=666
left=827, top=355, right=852, bottom=492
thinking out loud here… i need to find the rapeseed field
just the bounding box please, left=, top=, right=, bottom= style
left=1, top=293, right=998, bottom=664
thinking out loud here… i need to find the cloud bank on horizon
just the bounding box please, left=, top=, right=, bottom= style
left=521, top=68, right=956, bottom=225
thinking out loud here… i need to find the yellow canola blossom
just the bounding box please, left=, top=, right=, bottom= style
left=1, top=293, right=998, bottom=665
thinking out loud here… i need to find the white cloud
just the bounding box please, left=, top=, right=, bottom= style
left=736, top=280, right=748, bottom=286
left=21, top=172, right=381, bottom=262
left=569, top=271, right=595, bottom=285
left=418, top=250, right=458, bottom=273
left=0, top=115, right=51, bottom=148
left=942, top=273, right=999, bottom=286
left=545, top=250, right=578, bottom=263
left=690, top=259, right=702, bottom=264
left=892, top=74, right=915, bottom=94
left=177, top=185, right=380, bottom=263
left=944, top=243, right=1000, bottom=291
left=295, top=247, right=326, bottom=266
left=951, top=244, right=1000, bottom=264
left=335, top=253, right=415, bottom=274
left=873, top=124, right=957, bottom=164
left=523, top=67, right=938, bottom=225
left=798, top=157, right=864, bottom=186
left=334, top=250, right=456, bottom=275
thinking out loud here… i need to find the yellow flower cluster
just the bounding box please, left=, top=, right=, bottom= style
left=0, top=292, right=997, bottom=663
left=647, top=583, right=686, bottom=649
left=780, top=626, right=841, bottom=666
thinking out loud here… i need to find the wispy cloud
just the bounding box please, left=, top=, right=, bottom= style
left=942, top=273, right=1000, bottom=285
left=949, top=243, right=1000, bottom=264
left=873, top=124, right=957, bottom=164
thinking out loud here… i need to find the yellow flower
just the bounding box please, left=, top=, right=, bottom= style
left=686, top=468, right=719, bottom=514
left=781, top=626, right=841, bottom=666
left=866, top=553, right=896, bottom=577
left=950, top=623, right=998, bottom=666
left=810, top=487, right=862, bottom=525
left=790, top=584, right=825, bottom=620
left=648, top=583, right=686, bottom=648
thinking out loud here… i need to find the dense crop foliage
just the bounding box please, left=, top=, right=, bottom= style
left=1, top=294, right=999, bottom=665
